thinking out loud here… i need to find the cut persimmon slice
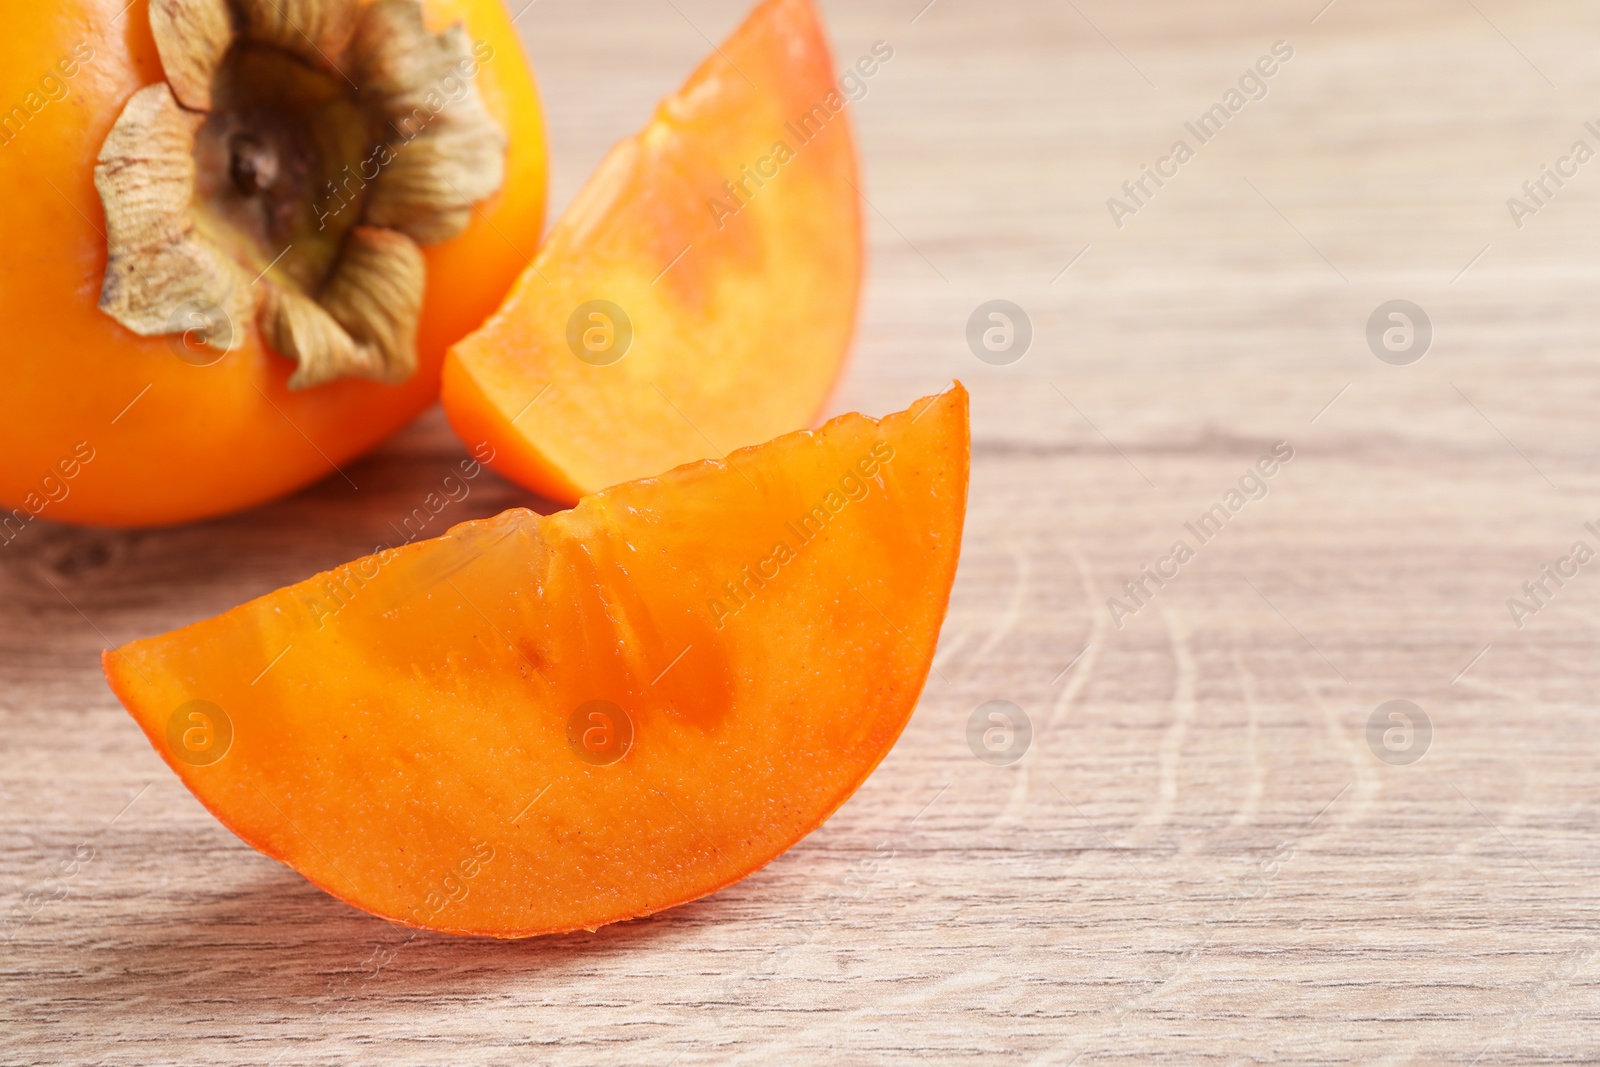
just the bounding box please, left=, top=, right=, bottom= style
left=441, top=0, right=862, bottom=503
left=104, top=385, right=967, bottom=936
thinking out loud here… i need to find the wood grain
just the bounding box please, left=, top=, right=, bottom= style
left=6, top=0, right=1600, bottom=1062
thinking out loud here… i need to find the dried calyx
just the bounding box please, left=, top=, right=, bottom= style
left=95, top=0, right=506, bottom=388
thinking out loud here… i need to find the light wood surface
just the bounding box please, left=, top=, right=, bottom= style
left=7, top=0, right=1600, bottom=1062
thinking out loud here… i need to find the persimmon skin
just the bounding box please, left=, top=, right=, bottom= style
left=0, top=0, right=546, bottom=529
left=442, top=0, right=862, bottom=504
left=104, top=385, right=969, bottom=937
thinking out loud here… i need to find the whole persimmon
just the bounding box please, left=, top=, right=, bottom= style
left=0, top=0, right=547, bottom=530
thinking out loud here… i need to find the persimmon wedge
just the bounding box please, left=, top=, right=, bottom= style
left=104, top=385, right=967, bottom=936
left=441, top=0, right=863, bottom=504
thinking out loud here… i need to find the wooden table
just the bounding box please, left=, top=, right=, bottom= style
left=6, top=0, right=1600, bottom=1062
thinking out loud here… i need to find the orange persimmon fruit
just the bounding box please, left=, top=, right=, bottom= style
left=0, top=0, right=547, bottom=529
left=441, top=0, right=862, bottom=504
left=104, top=385, right=968, bottom=936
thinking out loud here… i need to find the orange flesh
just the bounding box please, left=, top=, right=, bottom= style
left=104, top=385, right=968, bottom=936
left=442, top=0, right=862, bottom=504
left=0, top=0, right=547, bottom=528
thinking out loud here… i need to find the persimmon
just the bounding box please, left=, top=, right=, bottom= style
left=103, top=385, right=968, bottom=936
left=442, top=0, right=862, bottom=504
left=0, top=0, right=547, bottom=530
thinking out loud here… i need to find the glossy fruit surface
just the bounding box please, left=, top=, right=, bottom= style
left=442, top=0, right=861, bottom=504
left=104, top=385, right=968, bottom=936
left=0, top=0, right=546, bottom=529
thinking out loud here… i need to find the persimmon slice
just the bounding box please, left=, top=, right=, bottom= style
left=104, top=385, right=967, bottom=936
left=441, top=0, right=863, bottom=503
